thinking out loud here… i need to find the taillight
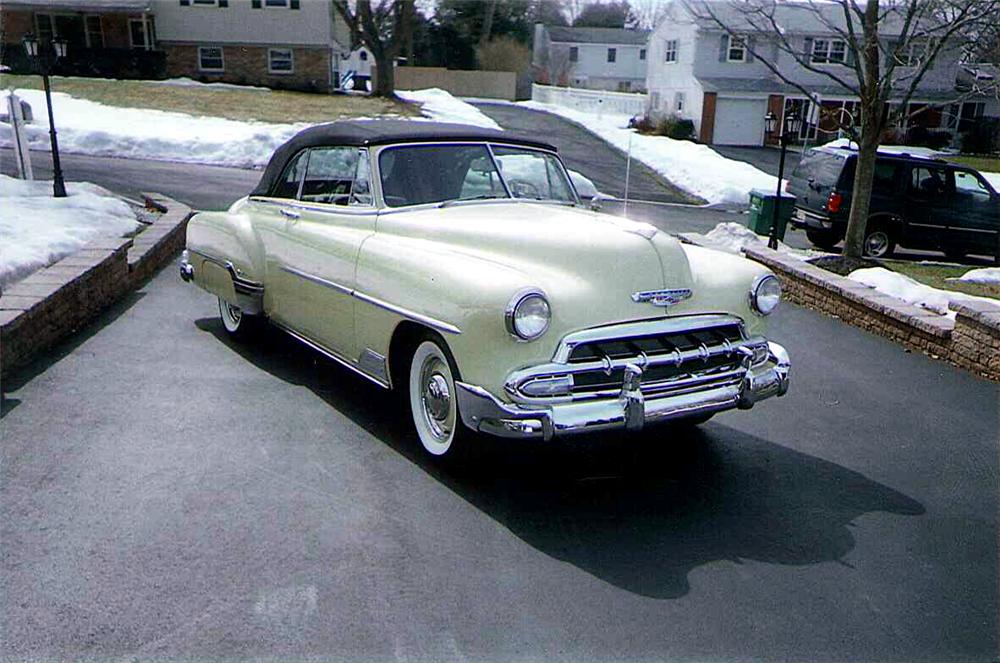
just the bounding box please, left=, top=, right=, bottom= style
left=826, top=191, right=843, bottom=213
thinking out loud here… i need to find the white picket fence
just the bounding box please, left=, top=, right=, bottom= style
left=531, top=83, right=648, bottom=117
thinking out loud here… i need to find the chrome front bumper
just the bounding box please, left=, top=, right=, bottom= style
left=456, top=341, right=790, bottom=440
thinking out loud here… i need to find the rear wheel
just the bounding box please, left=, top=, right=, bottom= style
left=862, top=224, right=895, bottom=258
left=805, top=227, right=842, bottom=251
left=218, top=297, right=257, bottom=340
left=408, top=338, right=472, bottom=461
left=943, top=247, right=967, bottom=262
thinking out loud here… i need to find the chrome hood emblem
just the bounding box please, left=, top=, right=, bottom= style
left=632, top=288, right=693, bottom=307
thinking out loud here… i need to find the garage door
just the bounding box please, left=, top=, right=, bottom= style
left=714, top=98, right=767, bottom=146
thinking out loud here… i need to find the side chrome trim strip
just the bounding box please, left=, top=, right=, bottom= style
left=270, top=319, right=390, bottom=389
left=280, top=265, right=462, bottom=335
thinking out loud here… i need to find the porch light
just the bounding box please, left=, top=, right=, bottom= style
left=22, top=33, right=39, bottom=58
left=52, top=37, right=68, bottom=59
left=784, top=111, right=803, bottom=136
left=763, top=111, right=777, bottom=136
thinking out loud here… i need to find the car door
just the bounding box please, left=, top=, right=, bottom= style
left=273, top=146, right=376, bottom=360
left=949, top=168, right=1000, bottom=257
left=903, top=163, right=953, bottom=250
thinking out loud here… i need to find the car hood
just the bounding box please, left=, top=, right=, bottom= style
left=377, top=201, right=696, bottom=328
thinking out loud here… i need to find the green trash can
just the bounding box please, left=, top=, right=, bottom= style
left=747, top=189, right=796, bottom=242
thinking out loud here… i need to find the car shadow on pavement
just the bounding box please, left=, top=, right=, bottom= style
left=197, top=317, right=926, bottom=600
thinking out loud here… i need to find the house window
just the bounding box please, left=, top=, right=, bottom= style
left=268, top=48, right=294, bottom=74
left=569, top=46, right=578, bottom=62
left=85, top=16, right=104, bottom=48
left=639, top=48, right=646, bottom=60
left=895, top=40, right=929, bottom=67
left=192, top=0, right=220, bottom=5
left=674, top=91, right=685, bottom=113
left=198, top=46, right=224, bottom=72
left=264, top=0, right=289, bottom=6
left=664, top=39, right=677, bottom=62
left=35, top=15, right=55, bottom=42
left=727, top=35, right=746, bottom=62
left=359, top=50, right=368, bottom=61
left=607, top=47, right=616, bottom=63
left=811, top=38, right=847, bottom=64
left=129, top=18, right=155, bottom=50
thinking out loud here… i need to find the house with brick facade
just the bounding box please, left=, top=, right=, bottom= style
left=646, top=0, right=981, bottom=147
left=0, top=0, right=162, bottom=79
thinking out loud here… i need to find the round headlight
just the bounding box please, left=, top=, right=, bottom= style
left=506, top=289, right=551, bottom=340
left=750, top=274, right=781, bottom=316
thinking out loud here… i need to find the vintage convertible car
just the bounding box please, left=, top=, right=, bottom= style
left=181, top=120, right=790, bottom=459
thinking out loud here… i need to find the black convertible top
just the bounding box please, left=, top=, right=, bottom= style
left=250, top=119, right=558, bottom=198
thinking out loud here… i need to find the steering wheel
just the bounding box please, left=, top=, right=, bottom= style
left=508, top=179, right=541, bottom=199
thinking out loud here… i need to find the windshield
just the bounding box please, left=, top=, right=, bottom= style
left=377, top=143, right=577, bottom=207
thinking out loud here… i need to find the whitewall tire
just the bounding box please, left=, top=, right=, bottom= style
left=408, top=339, right=468, bottom=459
left=218, top=296, right=255, bottom=339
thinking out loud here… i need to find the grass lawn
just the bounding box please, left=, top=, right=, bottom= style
left=0, top=73, right=419, bottom=123
left=944, top=155, right=1000, bottom=173
left=881, top=260, right=999, bottom=301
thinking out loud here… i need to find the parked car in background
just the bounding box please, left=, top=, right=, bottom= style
left=788, top=145, right=1000, bottom=262
left=181, top=120, right=790, bottom=461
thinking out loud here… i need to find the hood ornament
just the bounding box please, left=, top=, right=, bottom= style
left=632, top=288, right=693, bottom=307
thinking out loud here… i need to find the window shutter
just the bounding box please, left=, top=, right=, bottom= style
left=803, top=37, right=813, bottom=63
left=746, top=36, right=755, bottom=62
left=179, top=0, right=190, bottom=5
left=290, top=0, right=300, bottom=8
left=719, top=34, right=728, bottom=61
left=251, top=0, right=261, bottom=7
left=218, top=0, right=227, bottom=6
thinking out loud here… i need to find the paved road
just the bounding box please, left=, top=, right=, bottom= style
left=2, top=258, right=996, bottom=662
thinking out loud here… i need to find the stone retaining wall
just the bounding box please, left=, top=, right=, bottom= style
left=742, top=246, right=1000, bottom=381
left=0, top=194, right=192, bottom=381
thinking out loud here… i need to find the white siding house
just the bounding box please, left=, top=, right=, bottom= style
left=533, top=24, right=649, bottom=93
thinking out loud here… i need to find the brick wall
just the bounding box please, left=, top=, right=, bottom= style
left=742, top=246, right=1000, bottom=380
left=162, top=43, right=330, bottom=92
left=0, top=10, right=34, bottom=44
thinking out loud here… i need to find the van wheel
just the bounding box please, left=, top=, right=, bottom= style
left=862, top=225, right=895, bottom=258
left=218, top=297, right=258, bottom=340
left=805, top=228, right=841, bottom=251
left=408, top=337, right=473, bottom=462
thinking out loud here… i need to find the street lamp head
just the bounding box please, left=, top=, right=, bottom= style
left=763, top=111, right=777, bottom=136
left=785, top=111, right=803, bottom=137
left=52, top=37, right=68, bottom=59
left=22, top=33, right=39, bottom=58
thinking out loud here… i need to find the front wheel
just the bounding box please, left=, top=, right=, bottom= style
left=408, top=339, right=472, bottom=461
left=805, top=227, right=842, bottom=251
left=862, top=225, right=896, bottom=258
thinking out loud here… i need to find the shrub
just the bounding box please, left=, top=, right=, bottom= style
left=631, top=113, right=694, bottom=140
left=961, top=118, right=1000, bottom=154
left=476, top=37, right=531, bottom=73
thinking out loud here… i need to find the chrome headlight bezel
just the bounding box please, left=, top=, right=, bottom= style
left=749, top=274, right=781, bottom=316
left=505, top=288, right=551, bottom=341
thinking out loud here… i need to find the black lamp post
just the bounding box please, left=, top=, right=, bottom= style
left=764, top=109, right=803, bottom=249
left=22, top=33, right=68, bottom=198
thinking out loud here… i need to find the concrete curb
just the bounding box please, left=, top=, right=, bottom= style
left=0, top=193, right=193, bottom=383
left=734, top=243, right=1000, bottom=381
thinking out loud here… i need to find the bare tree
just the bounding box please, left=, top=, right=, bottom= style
left=333, top=0, right=415, bottom=98
left=688, top=0, right=1000, bottom=258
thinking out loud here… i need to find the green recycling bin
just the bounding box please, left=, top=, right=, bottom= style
left=747, top=189, right=796, bottom=242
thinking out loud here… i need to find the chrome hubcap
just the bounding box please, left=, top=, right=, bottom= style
left=865, top=232, right=889, bottom=256
left=420, top=360, right=453, bottom=441
left=226, top=303, right=242, bottom=325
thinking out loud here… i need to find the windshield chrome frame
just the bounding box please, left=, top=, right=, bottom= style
left=370, top=140, right=580, bottom=210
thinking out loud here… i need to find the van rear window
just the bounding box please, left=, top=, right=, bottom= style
left=792, top=150, right=847, bottom=185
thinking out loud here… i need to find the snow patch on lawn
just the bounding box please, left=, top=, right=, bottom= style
left=687, top=222, right=825, bottom=260
left=518, top=100, right=778, bottom=206
left=0, top=175, right=139, bottom=289
left=397, top=88, right=501, bottom=130
left=982, top=171, right=1000, bottom=191
left=153, top=77, right=273, bottom=91
left=949, top=267, right=1000, bottom=286
left=0, top=87, right=499, bottom=169
left=848, top=267, right=1000, bottom=319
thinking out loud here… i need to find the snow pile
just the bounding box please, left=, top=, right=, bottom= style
left=397, top=88, right=501, bottom=129
left=688, top=222, right=821, bottom=260
left=0, top=175, right=139, bottom=288
left=153, top=77, right=272, bottom=91
left=0, top=88, right=307, bottom=168
left=519, top=100, right=778, bottom=206
left=949, top=267, right=1000, bottom=286
left=0, top=87, right=500, bottom=169
left=568, top=169, right=610, bottom=199
left=848, top=267, right=1000, bottom=319
left=982, top=171, right=1000, bottom=191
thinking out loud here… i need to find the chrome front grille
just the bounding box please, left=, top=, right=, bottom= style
left=506, top=315, right=767, bottom=403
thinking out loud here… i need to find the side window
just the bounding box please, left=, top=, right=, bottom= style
left=350, top=149, right=373, bottom=206
left=272, top=150, right=307, bottom=199
left=492, top=147, right=574, bottom=202
left=910, top=166, right=949, bottom=197
left=460, top=154, right=506, bottom=199
left=954, top=170, right=992, bottom=200
left=872, top=161, right=898, bottom=190
left=301, top=146, right=358, bottom=205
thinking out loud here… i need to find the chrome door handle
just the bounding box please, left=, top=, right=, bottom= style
left=280, top=208, right=300, bottom=220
